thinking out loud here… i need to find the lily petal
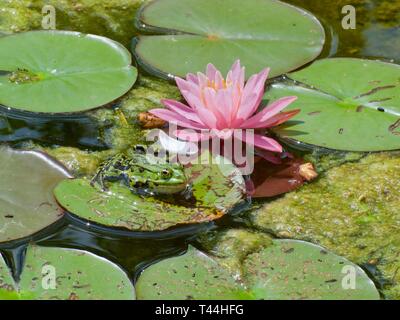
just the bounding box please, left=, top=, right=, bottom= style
left=149, top=109, right=206, bottom=130
left=174, top=129, right=211, bottom=142
left=237, top=67, right=270, bottom=120
left=158, top=130, right=199, bottom=155
left=206, top=63, right=218, bottom=82
left=240, top=96, right=297, bottom=129
left=238, top=132, right=283, bottom=153
left=162, top=99, right=201, bottom=123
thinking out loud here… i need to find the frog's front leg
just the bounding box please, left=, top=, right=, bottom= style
left=90, top=169, right=107, bottom=191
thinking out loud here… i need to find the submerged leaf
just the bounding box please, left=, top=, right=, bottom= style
left=0, top=147, right=71, bottom=244
left=0, top=246, right=135, bottom=300
left=250, top=157, right=307, bottom=198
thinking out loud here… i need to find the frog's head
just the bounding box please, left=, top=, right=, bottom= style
left=128, top=152, right=189, bottom=195
left=146, top=161, right=188, bottom=194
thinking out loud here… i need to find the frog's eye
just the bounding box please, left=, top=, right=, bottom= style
left=161, top=169, right=172, bottom=179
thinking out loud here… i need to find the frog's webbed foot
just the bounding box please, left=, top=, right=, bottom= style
left=181, top=183, right=193, bottom=200
left=129, top=187, right=154, bottom=198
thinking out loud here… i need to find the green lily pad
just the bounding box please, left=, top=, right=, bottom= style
left=268, top=58, right=400, bottom=151
left=53, top=152, right=246, bottom=232
left=0, top=147, right=71, bottom=244
left=0, top=30, right=137, bottom=114
left=0, top=254, right=14, bottom=293
left=136, top=246, right=251, bottom=300
left=0, top=245, right=135, bottom=300
left=133, top=0, right=325, bottom=79
left=136, top=241, right=379, bottom=300
left=243, top=240, right=380, bottom=300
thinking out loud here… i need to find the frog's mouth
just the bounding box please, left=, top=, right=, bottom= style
left=153, top=182, right=190, bottom=195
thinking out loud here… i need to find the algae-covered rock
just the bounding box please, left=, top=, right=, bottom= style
left=0, top=0, right=147, bottom=46
left=248, top=152, right=400, bottom=298
left=303, top=149, right=366, bottom=174
left=89, top=75, right=180, bottom=150
left=0, top=1, right=41, bottom=33
left=18, top=141, right=112, bottom=177
left=44, top=147, right=112, bottom=177
left=196, top=229, right=273, bottom=277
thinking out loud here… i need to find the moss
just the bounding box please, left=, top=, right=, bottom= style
left=374, top=0, right=400, bottom=26
left=89, top=75, right=179, bottom=151
left=303, top=149, right=366, bottom=173
left=0, top=1, right=40, bottom=34
left=196, top=229, right=273, bottom=278
left=248, top=152, right=400, bottom=299
left=45, top=146, right=112, bottom=176
left=0, top=0, right=147, bottom=46
left=20, top=141, right=112, bottom=177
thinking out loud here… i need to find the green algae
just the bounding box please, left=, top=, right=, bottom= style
left=89, top=75, right=179, bottom=151
left=44, top=147, right=112, bottom=177
left=196, top=229, right=273, bottom=278
left=0, top=1, right=41, bottom=34
left=248, top=152, right=400, bottom=299
left=303, top=149, right=366, bottom=174
left=0, top=0, right=147, bottom=46
left=286, top=0, right=400, bottom=62
left=374, top=1, right=400, bottom=26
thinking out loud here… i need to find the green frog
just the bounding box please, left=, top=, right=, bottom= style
left=91, top=146, right=189, bottom=196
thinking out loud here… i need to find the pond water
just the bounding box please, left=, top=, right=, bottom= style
left=0, top=0, right=399, bottom=297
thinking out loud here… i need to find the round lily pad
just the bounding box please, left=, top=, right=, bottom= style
left=0, top=245, right=135, bottom=300
left=0, top=147, right=71, bottom=244
left=0, top=31, right=137, bottom=114
left=53, top=152, right=246, bottom=232
left=136, top=246, right=250, bottom=300
left=136, top=241, right=379, bottom=300
left=133, top=0, right=325, bottom=79
left=268, top=58, right=400, bottom=151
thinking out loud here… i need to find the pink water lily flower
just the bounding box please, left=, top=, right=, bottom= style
left=150, top=60, right=299, bottom=153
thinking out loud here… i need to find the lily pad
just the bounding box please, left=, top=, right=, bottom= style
left=133, top=0, right=325, bottom=79
left=0, top=245, right=135, bottom=300
left=53, top=152, right=246, bottom=232
left=136, top=246, right=251, bottom=300
left=243, top=240, right=380, bottom=300
left=135, top=241, right=380, bottom=300
left=268, top=58, right=400, bottom=151
left=0, top=31, right=137, bottom=114
left=0, top=147, right=71, bottom=244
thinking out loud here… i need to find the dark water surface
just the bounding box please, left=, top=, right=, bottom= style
left=1, top=0, right=399, bottom=289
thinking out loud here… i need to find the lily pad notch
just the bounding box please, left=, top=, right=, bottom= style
left=0, top=30, right=138, bottom=114
left=133, top=0, right=325, bottom=80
